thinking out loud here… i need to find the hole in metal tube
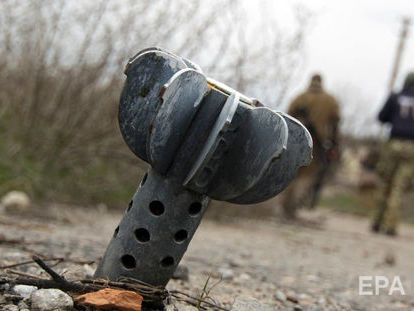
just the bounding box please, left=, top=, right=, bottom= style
left=174, top=229, right=188, bottom=243
left=160, top=256, right=174, bottom=268
left=149, top=200, right=165, bottom=216
left=189, top=202, right=202, bottom=216
left=134, top=228, right=150, bottom=243
left=121, top=254, right=136, bottom=269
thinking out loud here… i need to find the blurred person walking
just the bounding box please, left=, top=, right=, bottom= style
left=372, top=72, right=414, bottom=236
left=282, top=74, right=340, bottom=219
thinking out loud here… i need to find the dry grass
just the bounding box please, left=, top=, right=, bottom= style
left=0, top=0, right=310, bottom=206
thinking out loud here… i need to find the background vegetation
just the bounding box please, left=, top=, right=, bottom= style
left=0, top=0, right=311, bottom=207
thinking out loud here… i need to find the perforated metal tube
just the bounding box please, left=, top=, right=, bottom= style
left=94, top=47, right=312, bottom=293
left=95, top=170, right=209, bottom=286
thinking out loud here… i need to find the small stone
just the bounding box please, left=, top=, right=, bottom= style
left=18, top=300, right=30, bottom=309
left=3, top=304, right=19, bottom=311
left=82, top=264, right=95, bottom=278
left=238, top=273, right=251, bottom=281
left=275, top=290, right=287, bottom=302
left=298, top=293, right=310, bottom=300
left=1, top=191, right=31, bottom=212
left=172, top=265, right=189, bottom=281
left=218, top=268, right=234, bottom=280
left=165, top=305, right=176, bottom=311
left=228, top=260, right=241, bottom=268
left=286, top=294, right=299, bottom=304
left=31, top=289, right=73, bottom=311
left=231, top=296, right=274, bottom=311
left=75, top=288, right=143, bottom=311
left=1, top=283, right=10, bottom=291
left=317, top=297, right=326, bottom=305
left=297, top=298, right=312, bottom=306
left=384, top=252, right=396, bottom=266
left=12, top=285, right=38, bottom=299
left=293, top=304, right=303, bottom=311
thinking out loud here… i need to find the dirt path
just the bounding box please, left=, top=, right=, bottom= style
left=1, top=206, right=413, bottom=310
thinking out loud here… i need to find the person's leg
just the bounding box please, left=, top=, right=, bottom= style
left=383, top=163, right=413, bottom=235
left=282, top=172, right=315, bottom=220
left=372, top=179, right=392, bottom=232
left=382, top=140, right=414, bottom=235
left=371, top=141, right=399, bottom=232
left=308, top=163, right=330, bottom=209
left=282, top=181, right=297, bottom=220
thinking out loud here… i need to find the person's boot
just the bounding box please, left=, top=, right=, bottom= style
left=282, top=198, right=297, bottom=221
left=371, top=222, right=381, bottom=233
left=385, top=228, right=397, bottom=237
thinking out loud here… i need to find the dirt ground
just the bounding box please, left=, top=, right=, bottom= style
left=1, top=204, right=414, bottom=311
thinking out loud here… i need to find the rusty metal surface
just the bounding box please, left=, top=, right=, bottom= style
left=95, top=47, right=313, bottom=288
